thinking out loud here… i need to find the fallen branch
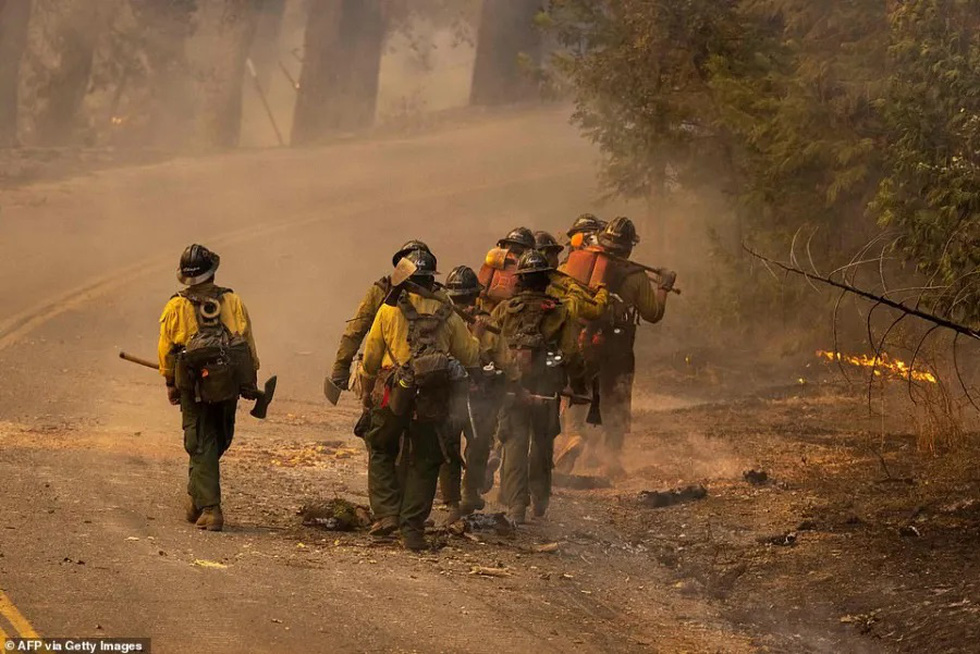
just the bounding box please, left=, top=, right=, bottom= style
left=743, top=244, right=980, bottom=342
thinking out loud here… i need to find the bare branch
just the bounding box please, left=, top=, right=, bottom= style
left=743, top=244, right=980, bottom=342
left=908, top=325, right=942, bottom=405
left=952, top=334, right=980, bottom=413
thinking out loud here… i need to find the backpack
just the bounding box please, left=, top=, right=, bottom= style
left=477, top=247, right=521, bottom=305
left=174, top=288, right=255, bottom=404
left=394, top=293, right=461, bottom=421
left=504, top=294, right=566, bottom=395
left=563, top=247, right=613, bottom=290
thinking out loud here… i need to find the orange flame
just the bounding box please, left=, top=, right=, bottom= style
left=816, top=350, right=937, bottom=383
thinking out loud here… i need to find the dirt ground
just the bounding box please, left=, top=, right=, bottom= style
left=1, top=108, right=978, bottom=653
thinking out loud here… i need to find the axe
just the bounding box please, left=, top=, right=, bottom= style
left=248, top=375, right=278, bottom=419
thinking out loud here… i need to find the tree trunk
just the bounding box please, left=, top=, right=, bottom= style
left=335, top=0, right=384, bottom=130
left=249, top=0, right=287, bottom=90
left=0, top=0, right=31, bottom=146
left=129, top=0, right=197, bottom=147
left=469, top=0, right=542, bottom=106
left=191, top=0, right=260, bottom=148
left=34, top=2, right=110, bottom=146
left=291, top=0, right=385, bottom=146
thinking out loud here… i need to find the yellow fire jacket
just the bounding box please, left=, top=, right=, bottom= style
left=158, top=283, right=259, bottom=380
left=547, top=272, right=610, bottom=322
left=330, top=278, right=389, bottom=380
left=613, top=267, right=666, bottom=324
left=361, top=293, right=480, bottom=378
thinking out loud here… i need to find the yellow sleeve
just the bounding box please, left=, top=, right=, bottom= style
left=237, top=298, right=260, bottom=371
left=482, top=302, right=507, bottom=367
left=361, top=309, right=387, bottom=377
left=158, top=299, right=181, bottom=379
left=565, top=284, right=609, bottom=321
left=448, top=314, right=480, bottom=368
left=332, top=282, right=385, bottom=378
left=622, top=271, right=665, bottom=323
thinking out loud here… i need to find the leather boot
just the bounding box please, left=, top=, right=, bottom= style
left=459, top=495, right=485, bottom=516
left=444, top=503, right=463, bottom=525
left=185, top=495, right=202, bottom=524
left=508, top=505, right=527, bottom=526
left=369, top=515, right=399, bottom=538
left=554, top=435, right=584, bottom=474
left=195, top=506, right=223, bottom=532
left=401, top=529, right=428, bottom=552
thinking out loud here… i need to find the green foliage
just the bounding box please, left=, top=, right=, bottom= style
left=873, top=0, right=980, bottom=324
left=546, top=0, right=980, bottom=324
left=545, top=0, right=744, bottom=199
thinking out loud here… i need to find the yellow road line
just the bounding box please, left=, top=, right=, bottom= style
left=0, top=622, right=9, bottom=645
left=0, top=588, right=38, bottom=638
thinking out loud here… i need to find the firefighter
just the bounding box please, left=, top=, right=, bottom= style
left=482, top=250, right=583, bottom=524
left=560, top=217, right=676, bottom=479
left=159, top=245, right=260, bottom=532
left=476, top=227, right=536, bottom=313
left=438, top=265, right=502, bottom=521
left=327, top=240, right=431, bottom=393
left=359, top=250, right=481, bottom=550
left=534, top=230, right=611, bottom=465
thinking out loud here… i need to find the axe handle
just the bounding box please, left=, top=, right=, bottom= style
left=600, top=251, right=682, bottom=295
left=119, top=351, right=159, bottom=370
left=452, top=304, right=501, bottom=335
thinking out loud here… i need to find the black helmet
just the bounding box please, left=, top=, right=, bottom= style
left=497, top=227, right=535, bottom=252
left=405, top=248, right=438, bottom=277
left=567, top=213, right=605, bottom=238
left=515, top=249, right=554, bottom=275
left=445, top=265, right=481, bottom=297
left=392, top=239, right=430, bottom=267
left=178, top=244, right=220, bottom=285
left=533, top=230, right=563, bottom=254
left=598, top=216, right=639, bottom=251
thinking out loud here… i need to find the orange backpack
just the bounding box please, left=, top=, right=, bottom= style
left=562, top=246, right=613, bottom=290
left=477, top=247, right=521, bottom=303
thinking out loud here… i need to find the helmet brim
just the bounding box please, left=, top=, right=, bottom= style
left=516, top=266, right=554, bottom=276
left=177, top=256, right=220, bottom=286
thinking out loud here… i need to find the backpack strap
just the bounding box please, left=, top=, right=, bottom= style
left=178, top=286, right=233, bottom=330
left=398, top=293, right=451, bottom=359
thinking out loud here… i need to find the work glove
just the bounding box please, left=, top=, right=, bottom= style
left=471, top=315, right=493, bottom=340
left=658, top=269, right=677, bottom=292
left=330, top=367, right=350, bottom=391
left=240, top=383, right=260, bottom=401
left=166, top=384, right=180, bottom=406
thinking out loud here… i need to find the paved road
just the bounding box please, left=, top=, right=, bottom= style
left=1, top=110, right=755, bottom=653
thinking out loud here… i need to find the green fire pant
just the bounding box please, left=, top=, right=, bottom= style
left=496, top=398, right=559, bottom=511
left=439, top=398, right=497, bottom=506
left=365, top=407, right=446, bottom=537
left=181, top=394, right=237, bottom=509
left=598, top=368, right=634, bottom=454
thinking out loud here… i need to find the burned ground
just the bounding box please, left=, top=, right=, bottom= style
left=1, top=110, right=978, bottom=653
